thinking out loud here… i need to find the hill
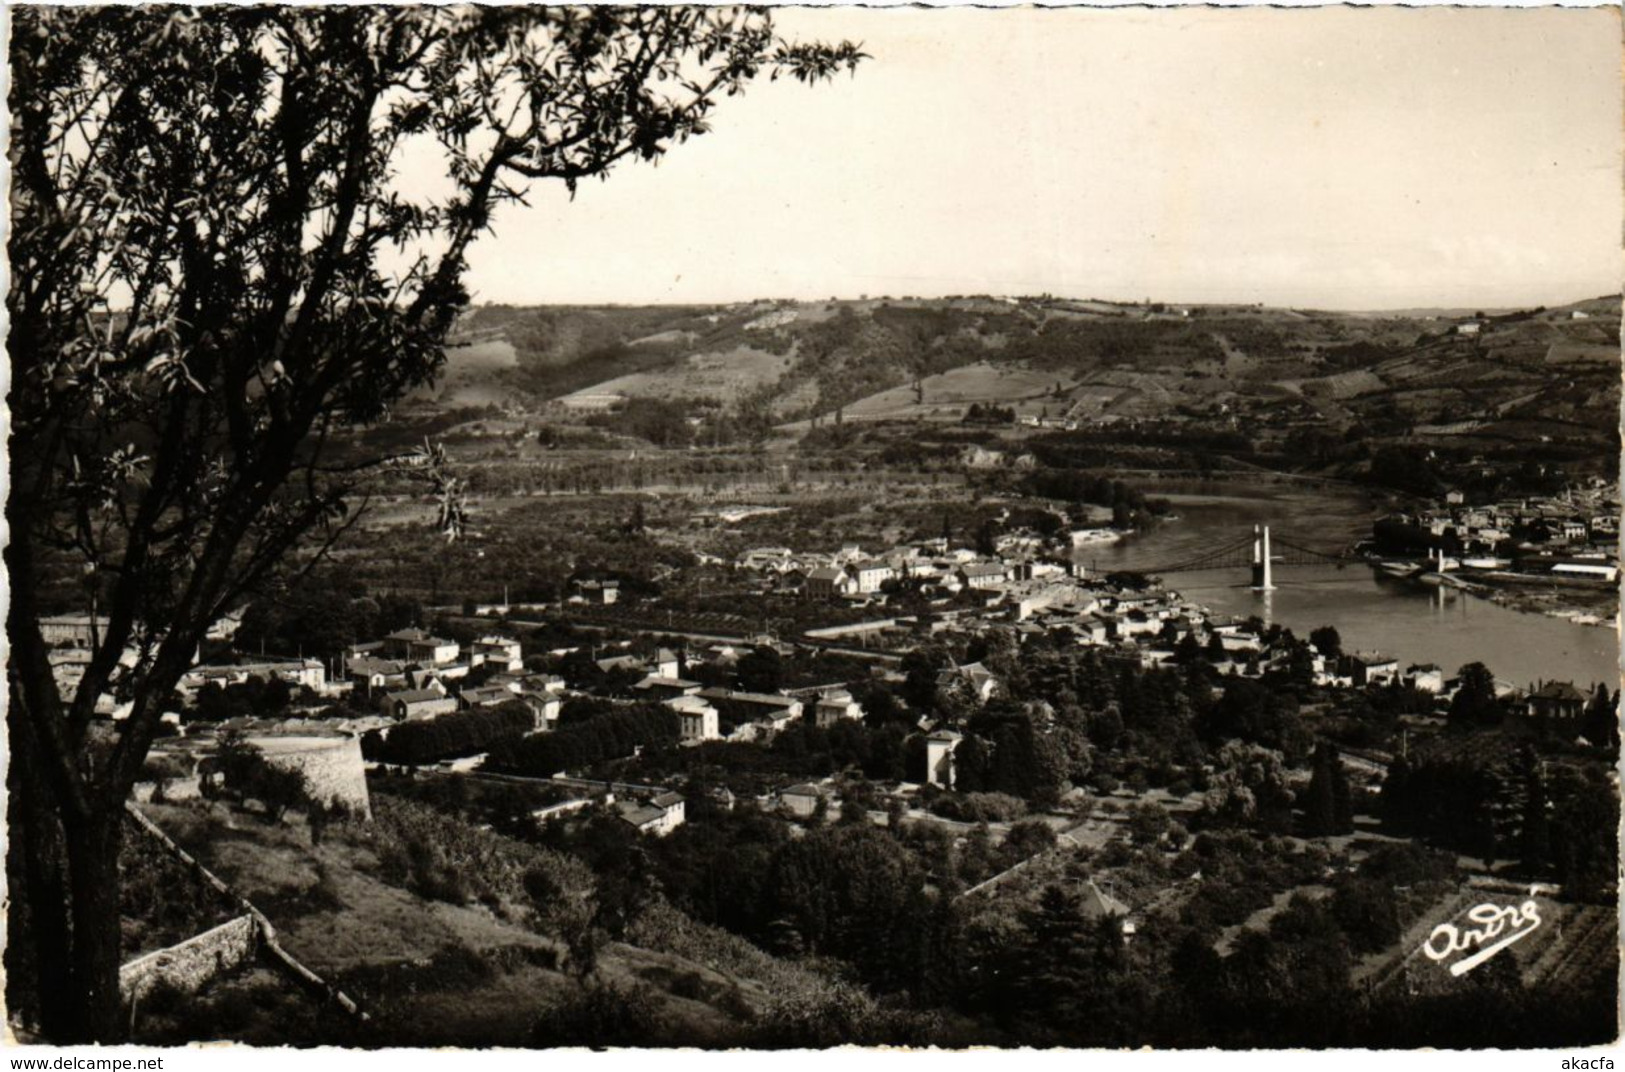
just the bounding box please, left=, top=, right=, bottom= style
left=128, top=797, right=893, bottom=1047
left=434, top=295, right=1616, bottom=424
left=367, top=293, right=1617, bottom=497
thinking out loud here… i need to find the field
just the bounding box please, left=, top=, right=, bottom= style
left=404, top=336, right=523, bottom=407
left=798, top=361, right=1081, bottom=425
left=446, top=337, right=519, bottom=370
left=564, top=343, right=795, bottom=405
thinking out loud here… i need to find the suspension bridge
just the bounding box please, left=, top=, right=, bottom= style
left=1130, top=525, right=1359, bottom=588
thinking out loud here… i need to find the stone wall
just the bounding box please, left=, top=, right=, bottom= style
left=122, top=803, right=367, bottom=1019
left=248, top=733, right=371, bottom=818
left=132, top=776, right=203, bottom=804
left=120, top=914, right=259, bottom=1004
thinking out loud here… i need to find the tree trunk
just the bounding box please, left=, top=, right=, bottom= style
left=6, top=785, right=127, bottom=1044
left=8, top=767, right=74, bottom=1039
left=7, top=705, right=75, bottom=1039
left=62, top=808, right=127, bottom=1043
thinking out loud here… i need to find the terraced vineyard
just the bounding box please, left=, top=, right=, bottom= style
left=1521, top=905, right=1619, bottom=1000
left=1357, top=889, right=1617, bottom=1001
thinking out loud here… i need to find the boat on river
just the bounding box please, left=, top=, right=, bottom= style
left=1070, top=528, right=1124, bottom=546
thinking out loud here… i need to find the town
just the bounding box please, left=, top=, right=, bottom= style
left=1368, top=480, right=1620, bottom=622
left=32, top=486, right=1620, bottom=1046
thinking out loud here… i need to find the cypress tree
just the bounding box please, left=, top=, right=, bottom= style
left=1304, top=743, right=1339, bottom=837
left=1330, top=745, right=1355, bottom=834
left=1519, top=750, right=1551, bottom=877
left=1304, top=742, right=1354, bottom=837
left=1380, top=754, right=1414, bottom=834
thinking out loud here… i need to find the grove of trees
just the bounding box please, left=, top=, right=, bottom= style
left=484, top=705, right=678, bottom=778
left=363, top=702, right=535, bottom=766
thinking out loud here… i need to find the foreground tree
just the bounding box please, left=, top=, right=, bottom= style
left=7, top=6, right=863, bottom=1041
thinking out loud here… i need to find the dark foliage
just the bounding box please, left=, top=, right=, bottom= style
left=363, top=702, right=535, bottom=766
left=484, top=705, right=678, bottom=777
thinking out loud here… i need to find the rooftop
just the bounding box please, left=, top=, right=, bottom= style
left=616, top=802, right=666, bottom=827
left=384, top=688, right=448, bottom=705
left=636, top=676, right=702, bottom=690
left=1530, top=681, right=1586, bottom=702
left=698, top=688, right=799, bottom=707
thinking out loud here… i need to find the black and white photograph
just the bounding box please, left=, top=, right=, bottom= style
left=5, top=1, right=1621, bottom=1055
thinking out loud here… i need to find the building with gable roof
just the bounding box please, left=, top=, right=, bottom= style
left=813, top=688, right=864, bottom=728
left=1526, top=681, right=1587, bottom=720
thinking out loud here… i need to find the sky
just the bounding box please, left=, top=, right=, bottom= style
left=439, top=6, right=1622, bottom=311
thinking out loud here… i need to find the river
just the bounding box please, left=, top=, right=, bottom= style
left=1074, top=481, right=1620, bottom=690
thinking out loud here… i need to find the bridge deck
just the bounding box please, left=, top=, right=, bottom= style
left=1135, top=532, right=1358, bottom=575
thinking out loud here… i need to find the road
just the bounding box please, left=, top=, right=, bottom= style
left=503, top=616, right=905, bottom=664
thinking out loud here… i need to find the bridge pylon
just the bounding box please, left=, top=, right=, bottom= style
left=1251, top=524, right=1275, bottom=591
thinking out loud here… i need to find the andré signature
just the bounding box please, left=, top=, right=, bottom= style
left=1421, top=896, right=1542, bottom=977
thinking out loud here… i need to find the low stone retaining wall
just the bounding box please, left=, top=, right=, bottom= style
left=121, top=914, right=259, bottom=1004
left=122, top=803, right=367, bottom=1020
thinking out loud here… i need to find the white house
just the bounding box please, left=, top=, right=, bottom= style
left=807, top=567, right=857, bottom=600
left=1075, top=615, right=1111, bottom=646
left=381, top=688, right=459, bottom=721
left=183, top=658, right=326, bottom=694
left=849, top=560, right=894, bottom=594
left=618, top=791, right=686, bottom=836
left=1405, top=664, right=1445, bottom=693
left=652, top=647, right=681, bottom=679
left=778, top=782, right=830, bottom=819
left=936, top=662, right=1000, bottom=704
left=925, top=730, right=962, bottom=788
left=670, top=695, right=720, bottom=742
left=347, top=656, right=408, bottom=696
left=813, top=688, right=864, bottom=728
left=958, top=563, right=1009, bottom=591
left=471, top=636, right=523, bottom=673
left=383, top=628, right=460, bottom=666
left=574, top=578, right=619, bottom=605
left=518, top=688, right=562, bottom=730
left=1347, top=651, right=1400, bottom=687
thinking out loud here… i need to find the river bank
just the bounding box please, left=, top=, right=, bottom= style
left=1085, top=481, right=1620, bottom=688
left=1484, top=582, right=1619, bottom=623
